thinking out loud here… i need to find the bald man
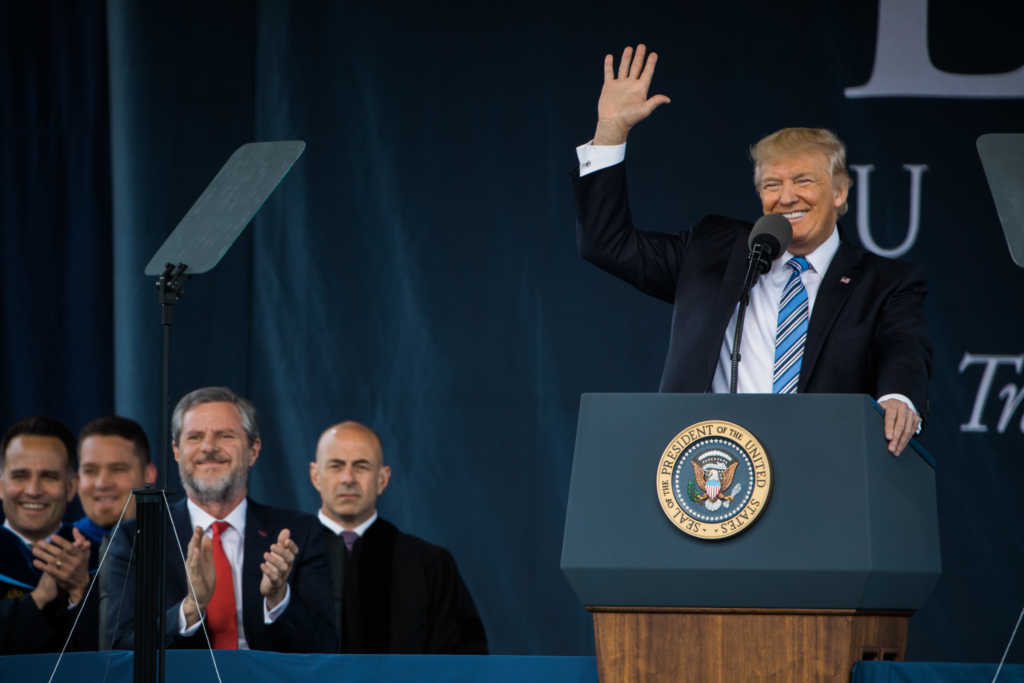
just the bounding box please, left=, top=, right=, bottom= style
left=310, top=421, right=487, bottom=653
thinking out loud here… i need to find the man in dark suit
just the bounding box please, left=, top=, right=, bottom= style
left=573, top=44, right=931, bottom=456
left=0, top=416, right=96, bottom=653
left=309, top=421, right=487, bottom=653
left=101, top=387, right=334, bottom=652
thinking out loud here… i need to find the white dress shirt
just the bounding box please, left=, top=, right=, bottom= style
left=575, top=142, right=917, bottom=415
left=318, top=509, right=377, bottom=538
left=711, top=230, right=839, bottom=393
left=177, top=498, right=290, bottom=647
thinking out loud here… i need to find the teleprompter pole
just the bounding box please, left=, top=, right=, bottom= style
left=135, top=142, right=306, bottom=682
left=132, top=262, right=187, bottom=683
left=133, top=488, right=167, bottom=683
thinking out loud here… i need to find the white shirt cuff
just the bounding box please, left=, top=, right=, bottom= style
left=577, top=141, right=626, bottom=177
left=178, top=600, right=201, bottom=636
left=877, top=393, right=922, bottom=433
left=263, top=584, right=290, bottom=624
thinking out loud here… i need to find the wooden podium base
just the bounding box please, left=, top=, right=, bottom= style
left=590, top=607, right=910, bottom=683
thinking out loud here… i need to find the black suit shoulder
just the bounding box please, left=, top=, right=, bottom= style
left=246, top=500, right=322, bottom=547
left=692, top=214, right=752, bottom=237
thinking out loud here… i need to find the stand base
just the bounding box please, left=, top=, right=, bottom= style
left=589, top=606, right=910, bottom=683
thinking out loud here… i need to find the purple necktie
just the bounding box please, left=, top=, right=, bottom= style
left=341, top=530, right=358, bottom=554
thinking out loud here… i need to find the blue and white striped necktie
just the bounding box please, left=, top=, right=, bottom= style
left=773, top=256, right=811, bottom=394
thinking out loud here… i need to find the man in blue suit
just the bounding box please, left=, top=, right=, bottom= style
left=102, top=387, right=334, bottom=651
left=573, top=45, right=931, bottom=456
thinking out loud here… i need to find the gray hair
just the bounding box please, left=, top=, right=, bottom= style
left=171, top=386, right=260, bottom=446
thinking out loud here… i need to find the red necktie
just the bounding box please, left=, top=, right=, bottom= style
left=207, top=521, right=238, bottom=649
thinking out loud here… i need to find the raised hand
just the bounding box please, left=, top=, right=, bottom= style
left=594, top=44, right=671, bottom=145
left=259, top=528, right=297, bottom=611
left=183, top=526, right=216, bottom=628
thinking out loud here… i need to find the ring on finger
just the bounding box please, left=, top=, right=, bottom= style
left=56, top=560, right=63, bottom=569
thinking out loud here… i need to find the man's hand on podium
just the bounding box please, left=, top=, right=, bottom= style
left=879, top=398, right=920, bottom=457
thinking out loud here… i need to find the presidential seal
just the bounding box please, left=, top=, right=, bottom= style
left=656, top=420, right=772, bottom=540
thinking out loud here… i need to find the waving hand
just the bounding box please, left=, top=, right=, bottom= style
left=593, top=44, right=671, bottom=145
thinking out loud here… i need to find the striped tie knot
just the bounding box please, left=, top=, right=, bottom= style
left=773, top=257, right=811, bottom=394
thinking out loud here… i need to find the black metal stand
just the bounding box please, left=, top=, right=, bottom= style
left=157, top=263, right=188, bottom=489
left=133, top=488, right=168, bottom=683
left=131, top=142, right=305, bottom=683
left=134, top=262, right=187, bottom=683
left=730, top=244, right=771, bottom=393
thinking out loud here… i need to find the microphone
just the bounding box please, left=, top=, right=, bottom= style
left=747, top=214, right=793, bottom=274
left=729, top=214, right=794, bottom=393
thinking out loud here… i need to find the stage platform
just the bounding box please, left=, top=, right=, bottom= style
left=1, top=651, right=1020, bottom=682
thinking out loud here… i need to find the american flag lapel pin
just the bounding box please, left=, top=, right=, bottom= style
left=840, top=276, right=851, bottom=284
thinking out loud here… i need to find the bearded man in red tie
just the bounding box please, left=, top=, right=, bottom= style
left=101, top=387, right=334, bottom=651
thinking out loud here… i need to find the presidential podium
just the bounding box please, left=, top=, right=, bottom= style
left=560, top=394, right=941, bottom=683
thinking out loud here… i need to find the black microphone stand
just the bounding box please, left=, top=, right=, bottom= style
left=729, top=243, right=772, bottom=393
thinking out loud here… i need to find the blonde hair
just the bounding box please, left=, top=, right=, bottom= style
left=750, top=127, right=852, bottom=216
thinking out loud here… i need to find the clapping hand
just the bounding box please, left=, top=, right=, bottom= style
left=32, top=527, right=91, bottom=605
left=259, top=529, right=297, bottom=611
left=182, top=526, right=216, bottom=628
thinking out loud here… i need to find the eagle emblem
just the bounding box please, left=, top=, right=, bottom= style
left=691, top=450, right=740, bottom=511
left=657, top=420, right=772, bottom=540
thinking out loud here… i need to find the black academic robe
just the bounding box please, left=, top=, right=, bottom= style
left=0, top=525, right=99, bottom=653
left=326, top=518, right=487, bottom=654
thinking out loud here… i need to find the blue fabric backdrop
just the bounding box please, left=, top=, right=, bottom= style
left=3, top=0, right=1023, bottom=661
left=1, top=0, right=112, bottom=430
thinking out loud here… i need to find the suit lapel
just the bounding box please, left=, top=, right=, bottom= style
left=800, top=242, right=863, bottom=391
left=242, top=499, right=274, bottom=646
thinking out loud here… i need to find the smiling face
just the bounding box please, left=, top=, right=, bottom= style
left=78, top=434, right=156, bottom=527
left=174, top=401, right=259, bottom=509
left=310, top=423, right=390, bottom=530
left=0, top=435, right=76, bottom=542
left=757, top=148, right=849, bottom=256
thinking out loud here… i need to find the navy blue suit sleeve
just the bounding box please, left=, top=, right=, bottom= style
left=573, top=162, right=688, bottom=303
left=257, top=514, right=336, bottom=653
left=870, top=261, right=932, bottom=418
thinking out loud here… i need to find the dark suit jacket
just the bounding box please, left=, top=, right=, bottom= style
left=0, top=525, right=99, bottom=653
left=573, top=162, right=931, bottom=415
left=326, top=518, right=487, bottom=654
left=101, top=497, right=334, bottom=652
